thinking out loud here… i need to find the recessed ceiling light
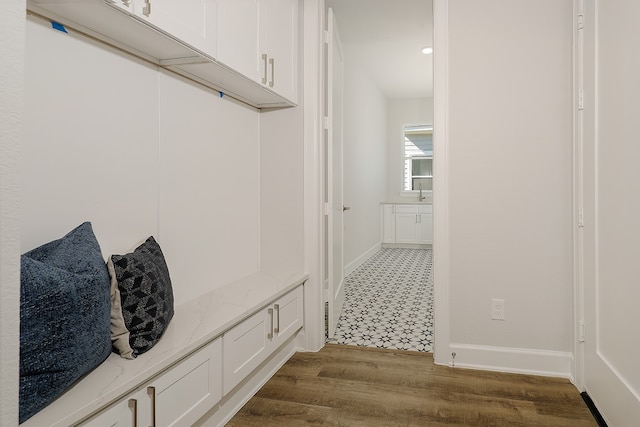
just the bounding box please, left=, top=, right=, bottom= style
left=422, top=46, right=433, bottom=55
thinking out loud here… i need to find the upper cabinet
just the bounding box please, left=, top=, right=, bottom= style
left=262, top=0, right=298, bottom=103
left=215, top=0, right=298, bottom=104
left=131, top=0, right=218, bottom=57
left=27, top=0, right=298, bottom=108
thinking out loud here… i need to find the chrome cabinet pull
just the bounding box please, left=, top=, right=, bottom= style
left=147, top=386, right=156, bottom=427
left=262, top=54, right=268, bottom=84
left=274, top=304, right=280, bottom=334
left=268, top=308, right=274, bottom=339
left=142, top=0, right=151, bottom=17
left=269, top=58, right=275, bottom=87
left=128, top=399, right=137, bottom=427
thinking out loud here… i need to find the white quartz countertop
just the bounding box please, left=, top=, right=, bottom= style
left=381, top=201, right=432, bottom=205
left=22, top=270, right=309, bottom=427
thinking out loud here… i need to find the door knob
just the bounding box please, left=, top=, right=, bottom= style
left=343, top=206, right=350, bottom=211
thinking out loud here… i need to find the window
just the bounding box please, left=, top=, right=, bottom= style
left=403, top=124, right=433, bottom=192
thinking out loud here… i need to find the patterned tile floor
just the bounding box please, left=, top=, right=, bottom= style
left=327, top=248, right=433, bottom=352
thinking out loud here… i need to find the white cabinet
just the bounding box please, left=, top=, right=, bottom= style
left=215, top=0, right=261, bottom=81
left=223, top=285, right=303, bottom=395
left=28, top=0, right=296, bottom=107
left=261, top=0, right=298, bottom=102
left=81, top=388, right=146, bottom=427
left=107, top=0, right=134, bottom=14
left=215, top=0, right=298, bottom=103
left=418, top=206, right=433, bottom=244
left=80, top=337, right=222, bottom=427
left=131, top=0, right=218, bottom=57
left=382, top=204, right=396, bottom=244
left=395, top=205, right=420, bottom=244
left=382, top=204, right=432, bottom=245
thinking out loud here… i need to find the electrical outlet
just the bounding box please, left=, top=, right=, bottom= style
left=491, top=299, right=505, bottom=320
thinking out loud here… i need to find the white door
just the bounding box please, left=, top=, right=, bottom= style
left=326, top=8, right=345, bottom=339
left=579, top=1, right=640, bottom=425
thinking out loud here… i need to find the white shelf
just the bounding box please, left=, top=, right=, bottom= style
left=26, top=0, right=296, bottom=109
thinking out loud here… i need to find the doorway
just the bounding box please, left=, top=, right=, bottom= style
left=323, top=0, right=434, bottom=352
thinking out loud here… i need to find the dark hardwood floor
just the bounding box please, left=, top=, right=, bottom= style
left=227, top=344, right=597, bottom=426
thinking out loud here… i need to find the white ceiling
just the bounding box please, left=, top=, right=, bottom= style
left=325, top=0, right=434, bottom=99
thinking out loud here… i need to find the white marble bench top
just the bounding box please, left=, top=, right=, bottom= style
left=22, top=270, right=309, bottom=427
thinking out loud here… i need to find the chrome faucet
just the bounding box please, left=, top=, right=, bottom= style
left=418, top=183, right=426, bottom=201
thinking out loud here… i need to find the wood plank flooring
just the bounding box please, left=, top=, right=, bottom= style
left=227, top=344, right=597, bottom=426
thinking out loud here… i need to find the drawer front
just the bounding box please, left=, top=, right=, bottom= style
left=79, top=388, right=147, bottom=427
left=222, top=308, right=271, bottom=395
left=274, top=286, right=304, bottom=342
left=419, top=204, right=432, bottom=214
left=152, top=337, right=223, bottom=427
left=395, top=204, right=419, bottom=214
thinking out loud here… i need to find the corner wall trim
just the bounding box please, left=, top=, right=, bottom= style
left=344, top=243, right=381, bottom=277
left=448, top=343, right=574, bottom=380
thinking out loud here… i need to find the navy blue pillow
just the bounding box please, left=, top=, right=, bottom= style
left=19, top=222, right=112, bottom=423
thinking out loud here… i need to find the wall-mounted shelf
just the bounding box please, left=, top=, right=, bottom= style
left=27, top=0, right=296, bottom=109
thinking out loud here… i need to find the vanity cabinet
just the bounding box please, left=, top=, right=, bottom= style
left=215, top=0, right=298, bottom=103
left=80, top=337, right=223, bottom=427
left=223, top=285, right=303, bottom=395
left=383, top=204, right=433, bottom=245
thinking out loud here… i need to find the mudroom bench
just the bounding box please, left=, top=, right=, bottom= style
left=21, top=271, right=308, bottom=427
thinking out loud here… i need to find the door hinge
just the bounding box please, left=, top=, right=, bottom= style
left=578, top=320, right=585, bottom=343
left=578, top=207, right=584, bottom=227
left=324, top=116, right=331, bottom=130
left=577, top=0, right=585, bottom=30
left=323, top=30, right=330, bottom=44
left=578, top=89, right=584, bottom=111
left=323, top=202, right=330, bottom=216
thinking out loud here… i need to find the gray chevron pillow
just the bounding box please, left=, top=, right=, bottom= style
left=108, top=237, right=174, bottom=358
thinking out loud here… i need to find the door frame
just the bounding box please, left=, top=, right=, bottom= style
left=432, top=0, right=450, bottom=366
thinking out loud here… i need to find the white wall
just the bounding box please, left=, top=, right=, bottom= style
left=23, top=18, right=159, bottom=258
left=444, top=0, right=574, bottom=374
left=259, top=107, right=305, bottom=275
left=22, top=17, right=263, bottom=306
left=386, top=97, right=434, bottom=203
left=0, top=1, right=24, bottom=425
left=342, top=45, right=387, bottom=268
left=158, top=72, right=261, bottom=304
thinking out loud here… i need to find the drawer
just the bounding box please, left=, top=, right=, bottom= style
left=151, top=337, right=223, bottom=427
left=394, top=204, right=420, bottom=214
left=419, top=204, right=432, bottom=214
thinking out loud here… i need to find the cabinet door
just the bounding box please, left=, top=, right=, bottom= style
left=395, top=213, right=419, bottom=243
left=134, top=0, right=218, bottom=56
left=382, top=204, right=396, bottom=243
left=273, top=285, right=303, bottom=342
left=222, top=307, right=271, bottom=395
left=150, top=337, right=222, bottom=427
left=262, top=0, right=298, bottom=102
left=80, top=388, right=148, bottom=427
left=215, top=0, right=262, bottom=82
left=105, top=0, right=134, bottom=14
left=418, top=213, right=433, bottom=244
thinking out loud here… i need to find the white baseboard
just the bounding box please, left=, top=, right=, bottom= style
left=446, top=343, right=574, bottom=381
left=345, top=243, right=381, bottom=277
